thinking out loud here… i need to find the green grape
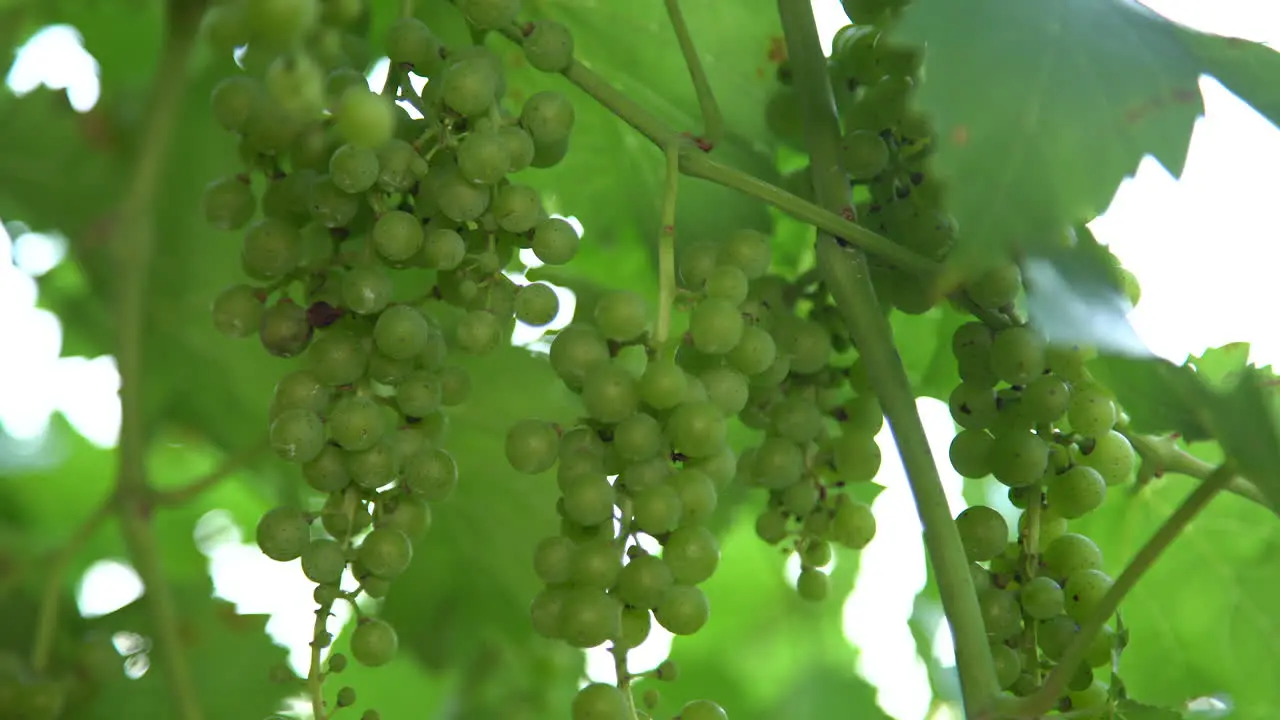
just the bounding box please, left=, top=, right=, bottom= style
left=1021, top=374, right=1070, bottom=425
left=967, top=263, right=1022, bottom=310
left=533, top=535, right=574, bottom=584
left=506, top=418, right=560, bottom=474
left=309, top=175, right=360, bottom=227
left=402, top=447, right=458, bottom=501
left=719, top=229, right=772, bottom=279
left=256, top=506, right=310, bottom=561
left=202, top=3, right=250, bottom=54
left=376, top=493, right=432, bottom=540
left=265, top=52, right=324, bottom=118
left=834, top=430, right=882, bottom=483
left=594, top=290, right=648, bottom=342
left=515, top=283, right=559, bottom=326
left=979, top=588, right=1023, bottom=641
left=301, top=538, right=346, bottom=585
left=435, top=167, right=492, bottom=222
left=1042, top=533, right=1104, bottom=581
left=358, top=573, right=392, bottom=599
left=272, top=369, right=332, bottom=417
left=321, top=489, right=372, bottom=539
left=212, top=284, right=264, bottom=339
left=377, top=139, right=428, bottom=193
left=612, top=412, right=662, bottom=461
left=350, top=618, right=399, bottom=667
left=689, top=298, right=744, bottom=355
left=704, top=265, right=749, bottom=304
left=697, top=367, right=746, bottom=417
left=952, top=321, right=997, bottom=385
left=639, top=358, right=687, bottom=410
left=1080, top=429, right=1136, bottom=487
left=1064, top=568, right=1114, bottom=623
left=499, top=125, right=536, bottom=172
left=203, top=175, right=257, bottom=231
left=531, top=135, right=570, bottom=168
left=562, top=474, right=616, bottom=526
left=839, top=129, right=889, bottom=180
left=949, top=429, right=993, bottom=479
left=524, top=19, right=574, bottom=72
left=309, top=329, right=370, bottom=386
left=1037, top=615, right=1080, bottom=661
left=269, top=408, right=326, bottom=463
left=328, top=395, right=386, bottom=451
left=385, top=17, right=443, bottom=74
left=1067, top=386, right=1117, bottom=437
left=357, top=528, right=413, bottom=579
left=666, top=401, right=727, bottom=458
left=373, top=305, right=430, bottom=360
left=632, top=483, right=682, bottom=536
left=1019, top=575, right=1065, bottom=620
left=337, top=88, right=396, bottom=149
left=303, top=445, right=351, bottom=492
left=491, top=183, right=544, bottom=233
left=581, top=365, right=640, bottom=423
left=986, top=642, right=1021, bottom=691
left=570, top=538, right=623, bottom=589
left=796, top=567, right=830, bottom=602
left=211, top=75, right=261, bottom=133
left=548, top=324, right=609, bottom=387
left=246, top=0, right=318, bottom=47
left=783, top=480, right=819, bottom=516
left=345, top=441, right=398, bottom=490
left=660, top=526, right=719, bottom=584
left=989, top=430, right=1048, bottom=488
left=330, top=143, right=380, bottom=194
left=373, top=211, right=424, bottom=263
left=955, top=505, right=1008, bottom=562
left=679, top=242, right=719, bottom=289
left=770, top=396, right=823, bottom=444
left=259, top=299, right=313, bottom=357
left=571, top=683, right=628, bottom=720
left=532, top=216, right=580, bottom=265
left=776, top=317, right=831, bottom=375
left=842, top=393, right=884, bottom=436
left=990, top=325, right=1047, bottom=386
left=668, top=468, right=717, bottom=524
left=754, top=507, right=789, bottom=544
left=560, top=587, right=622, bottom=648
left=1068, top=681, right=1109, bottom=712
left=419, top=227, right=467, bottom=270
left=396, top=371, right=442, bottom=417
left=443, top=58, right=499, bottom=117
left=726, top=325, right=777, bottom=377
left=655, top=584, right=709, bottom=635
left=242, top=218, right=303, bottom=281
left=831, top=497, right=876, bottom=549
left=455, top=310, right=502, bottom=354
left=457, top=130, right=511, bottom=185
left=262, top=171, right=314, bottom=225
left=1045, top=465, right=1106, bottom=519
left=948, top=382, right=998, bottom=430
left=342, top=264, right=394, bottom=315
left=458, top=0, right=519, bottom=29
left=520, top=91, right=575, bottom=146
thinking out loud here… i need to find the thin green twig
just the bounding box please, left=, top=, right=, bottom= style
left=31, top=503, right=112, bottom=673
left=152, top=443, right=268, bottom=506
left=775, top=0, right=1000, bottom=716
left=654, top=143, right=680, bottom=354
left=662, top=0, right=723, bottom=148
left=1122, top=430, right=1275, bottom=515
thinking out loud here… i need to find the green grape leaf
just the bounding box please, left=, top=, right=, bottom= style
left=1178, top=29, right=1280, bottom=130
left=1115, top=699, right=1188, bottom=720
left=1089, top=357, right=1213, bottom=441
left=895, top=0, right=1204, bottom=273
left=74, top=586, right=289, bottom=720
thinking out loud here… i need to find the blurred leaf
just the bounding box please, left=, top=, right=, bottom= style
left=896, top=0, right=1203, bottom=274
left=1178, top=30, right=1280, bottom=130
left=1116, top=699, right=1186, bottom=720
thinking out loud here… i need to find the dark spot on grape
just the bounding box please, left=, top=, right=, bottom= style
left=307, top=302, right=343, bottom=328
left=403, top=416, right=422, bottom=425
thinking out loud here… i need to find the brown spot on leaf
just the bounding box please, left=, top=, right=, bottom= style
left=767, top=36, right=787, bottom=64
left=951, top=125, right=969, bottom=146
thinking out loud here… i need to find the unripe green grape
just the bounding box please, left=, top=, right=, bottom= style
left=265, top=51, right=324, bottom=119
left=655, top=584, right=709, bottom=636
left=358, top=572, right=392, bottom=599
left=1064, top=568, right=1114, bottom=623
left=770, top=396, right=823, bottom=444
left=594, top=290, right=648, bottom=342
left=376, top=493, right=432, bottom=540
left=350, top=618, right=398, bottom=667
left=442, top=58, right=499, bottom=117
left=329, top=143, right=379, bottom=194
left=529, top=586, right=567, bottom=639
left=800, top=538, right=833, bottom=568
left=834, top=430, right=882, bottom=483
left=299, top=446, right=349, bottom=494
left=371, top=305, right=428, bottom=360
left=530, top=135, right=570, bottom=168
left=457, top=130, right=510, bottom=185
left=337, top=88, right=396, bottom=149
left=308, top=175, right=360, bottom=228
left=342, top=265, right=394, bottom=315
left=345, top=440, right=399, bottom=490
left=514, top=283, right=559, bottom=326
left=203, top=175, right=256, bottom=231
left=1036, top=615, right=1080, bottom=661
left=418, top=227, right=466, bottom=270
left=689, top=298, right=744, bottom=355
left=246, top=0, right=318, bottom=47
left=1019, top=576, right=1065, bottom=619
left=455, top=310, right=502, bottom=354
left=488, top=184, right=542, bottom=233
left=704, top=265, right=749, bottom=305
left=377, top=139, right=428, bottom=194
left=796, top=567, right=830, bottom=602
left=1042, top=533, right=1104, bottom=581
left=499, top=125, right=536, bottom=172
left=948, top=382, right=998, bottom=430
left=1080, top=429, right=1135, bottom=486
left=212, top=284, right=264, bottom=339
left=532, top=216, right=580, bottom=265
left=436, top=169, right=492, bottom=222
left=952, top=321, right=996, bottom=384
left=612, top=412, right=662, bottom=461
left=755, top=507, right=789, bottom=544
left=698, top=367, right=748, bottom=416
left=256, top=506, right=310, bottom=561
left=661, top=525, right=719, bottom=584
left=842, top=393, right=883, bottom=436
left=979, top=588, right=1022, bottom=641
left=990, top=325, right=1047, bottom=386
left=989, top=430, right=1048, bottom=488
left=666, top=401, right=727, bottom=458
left=385, top=17, right=443, bottom=74
left=520, top=91, right=575, bottom=146
left=571, top=682, right=628, bottom=720
left=990, top=642, right=1022, bottom=690
left=242, top=218, right=303, bottom=281
left=832, top=498, right=876, bottom=549
left=777, top=317, right=832, bottom=375
left=308, top=330, right=369, bottom=386
left=357, top=528, right=413, bottom=579
left=524, top=19, right=574, bottom=72
left=328, top=395, right=386, bottom=451
left=396, top=371, right=442, bottom=417
left=632, top=483, right=682, bottom=537
left=402, top=447, right=458, bottom=501
left=301, top=538, right=347, bottom=585
left=506, top=418, right=560, bottom=474
left=614, top=554, right=674, bottom=611
left=272, top=369, right=332, bottom=417
left=949, top=429, right=993, bottom=479
left=718, top=229, right=772, bottom=280
left=1046, top=465, right=1107, bottom=519
left=640, top=358, right=688, bottom=410
left=1021, top=374, right=1070, bottom=424
left=581, top=365, right=640, bottom=423
left=562, top=474, right=616, bottom=526
left=967, top=263, right=1022, bottom=310
left=262, top=171, right=315, bottom=225
left=569, top=538, right=623, bottom=589
left=668, top=468, right=718, bottom=524
left=679, top=242, right=719, bottom=289
left=211, top=75, right=261, bottom=134
left=955, top=505, right=1008, bottom=562
left=458, top=0, right=519, bottom=29
left=533, top=535, right=574, bottom=584
left=840, top=129, right=889, bottom=180
left=726, top=325, right=777, bottom=376
left=372, top=211, right=424, bottom=263
left=269, top=408, right=326, bottom=463
left=1067, top=387, right=1117, bottom=437
left=783, top=480, right=820, bottom=516
left=561, top=587, right=622, bottom=648
left=259, top=299, right=313, bottom=357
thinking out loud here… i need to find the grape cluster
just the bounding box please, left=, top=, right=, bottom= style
left=201, top=0, right=577, bottom=715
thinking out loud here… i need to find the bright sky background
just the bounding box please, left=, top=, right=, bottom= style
left=0, top=1, right=1277, bottom=718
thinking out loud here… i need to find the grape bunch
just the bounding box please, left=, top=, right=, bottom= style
left=200, top=0, right=578, bottom=715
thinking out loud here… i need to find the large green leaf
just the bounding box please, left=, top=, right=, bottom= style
left=1179, top=29, right=1280, bottom=130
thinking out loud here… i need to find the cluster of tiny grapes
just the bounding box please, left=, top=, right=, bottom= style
left=200, top=0, right=578, bottom=716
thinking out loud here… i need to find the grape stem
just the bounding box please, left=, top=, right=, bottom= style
left=110, top=2, right=205, bottom=719
left=993, top=463, right=1235, bottom=719
left=653, top=142, right=680, bottom=354
left=491, top=25, right=938, bottom=275
left=1122, top=430, right=1275, bottom=515
left=774, top=0, right=1001, bottom=717
left=30, top=502, right=113, bottom=674
left=152, top=442, right=269, bottom=506
left=662, top=0, right=723, bottom=149
left=611, top=644, right=641, bottom=720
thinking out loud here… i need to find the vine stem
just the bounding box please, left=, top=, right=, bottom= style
left=111, top=2, right=204, bottom=719
left=1122, top=430, right=1274, bottom=514
left=152, top=442, right=268, bottom=506
left=662, top=0, right=723, bottom=148
left=995, top=464, right=1235, bottom=719
left=30, top=503, right=113, bottom=673
left=774, top=1, right=1000, bottom=717
left=653, top=143, right=680, bottom=353
left=493, top=25, right=937, bottom=275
